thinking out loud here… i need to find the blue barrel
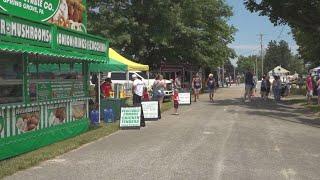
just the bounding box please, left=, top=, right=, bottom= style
left=103, top=109, right=110, bottom=123
left=108, top=108, right=114, bottom=123
left=90, top=110, right=99, bottom=125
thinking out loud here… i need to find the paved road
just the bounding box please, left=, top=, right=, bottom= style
left=6, top=85, right=320, bottom=180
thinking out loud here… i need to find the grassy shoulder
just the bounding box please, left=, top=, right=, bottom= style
left=0, top=101, right=173, bottom=179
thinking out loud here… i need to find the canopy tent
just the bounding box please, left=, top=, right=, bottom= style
left=89, top=58, right=127, bottom=72
left=109, top=48, right=149, bottom=71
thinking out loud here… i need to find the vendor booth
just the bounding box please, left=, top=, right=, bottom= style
left=90, top=48, right=149, bottom=123
left=0, top=1, right=109, bottom=160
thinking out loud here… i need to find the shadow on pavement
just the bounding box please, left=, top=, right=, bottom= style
left=210, top=97, right=320, bottom=129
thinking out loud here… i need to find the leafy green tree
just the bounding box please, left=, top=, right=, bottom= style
left=87, top=0, right=236, bottom=69
left=237, top=55, right=257, bottom=74
left=264, top=40, right=291, bottom=73
left=244, top=0, right=320, bottom=66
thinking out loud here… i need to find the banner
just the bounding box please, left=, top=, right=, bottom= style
left=120, top=107, right=141, bottom=128
left=0, top=0, right=87, bottom=32
left=48, top=103, right=67, bottom=126
left=141, top=101, right=159, bottom=120
left=72, top=101, right=86, bottom=120
left=178, top=92, right=191, bottom=105
left=15, top=106, right=40, bottom=133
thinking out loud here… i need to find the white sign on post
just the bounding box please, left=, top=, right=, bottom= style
left=141, top=101, right=159, bottom=120
left=120, top=107, right=141, bottom=128
left=178, top=93, right=191, bottom=105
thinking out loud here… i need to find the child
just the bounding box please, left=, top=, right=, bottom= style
left=142, top=87, right=150, bottom=101
left=173, top=89, right=179, bottom=115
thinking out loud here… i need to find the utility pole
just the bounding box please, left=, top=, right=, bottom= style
left=259, top=33, right=264, bottom=78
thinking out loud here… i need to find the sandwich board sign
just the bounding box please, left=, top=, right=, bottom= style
left=120, top=106, right=141, bottom=128
left=141, top=101, right=159, bottom=120
left=178, top=92, right=191, bottom=105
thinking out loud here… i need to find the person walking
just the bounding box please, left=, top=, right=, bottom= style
left=265, top=76, right=271, bottom=99
left=174, top=73, right=182, bottom=91
left=243, top=70, right=254, bottom=102
left=152, top=74, right=166, bottom=109
left=273, top=76, right=282, bottom=101
left=172, top=89, right=179, bottom=115
left=192, top=73, right=202, bottom=102
left=206, top=73, right=215, bottom=102
left=316, top=77, right=320, bottom=105
left=132, top=74, right=145, bottom=127
left=260, top=75, right=267, bottom=100
left=306, top=73, right=314, bottom=104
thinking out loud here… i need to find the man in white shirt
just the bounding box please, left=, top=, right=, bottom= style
left=132, top=74, right=144, bottom=105
left=132, top=74, right=145, bottom=127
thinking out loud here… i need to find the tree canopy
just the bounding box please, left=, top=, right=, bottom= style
left=87, top=0, right=236, bottom=70
left=244, top=0, right=320, bottom=66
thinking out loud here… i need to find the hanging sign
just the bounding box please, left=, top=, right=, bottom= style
left=178, top=92, right=191, bottom=105
left=141, top=101, right=159, bottom=120
left=120, top=107, right=141, bottom=128
left=0, top=0, right=87, bottom=32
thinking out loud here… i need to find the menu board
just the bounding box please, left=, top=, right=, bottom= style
left=141, top=101, right=159, bottom=120
left=120, top=107, right=141, bottom=128
left=178, top=93, right=191, bottom=105
left=36, top=81, right=85, bottom=101
left=37, top=83, right=52, bottom=101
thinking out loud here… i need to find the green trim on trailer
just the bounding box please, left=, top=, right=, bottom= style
left=0, top=119, right=89, bottom=160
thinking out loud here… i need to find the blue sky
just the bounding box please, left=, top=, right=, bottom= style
left=226, top=0, right=298, bottom=59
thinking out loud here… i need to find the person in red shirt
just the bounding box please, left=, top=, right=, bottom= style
left=100, top=78, right=112, bottom=98
left=142, top=87, right=150, bottom=101
left=172, top=89, right=179, bottom=115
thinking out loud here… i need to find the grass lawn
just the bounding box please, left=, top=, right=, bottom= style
left=0, top=101, right=173, bottom=179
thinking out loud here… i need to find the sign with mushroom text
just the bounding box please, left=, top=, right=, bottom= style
left=120, top=107, right=141, bottom=128
left=0, top=0, right=87, bottom=32
left=141, top=101, right=159, bottom=120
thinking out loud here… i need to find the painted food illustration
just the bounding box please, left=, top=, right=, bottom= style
left=49, top=0, right=86, bottom=32
left=49, top=108, right=66, bottom=126
left=72, top=105, right=85, bottom=119
left=16, top=113, right=39, bottom=132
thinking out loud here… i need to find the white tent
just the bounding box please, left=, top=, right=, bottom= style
left=268, top=66, right=290, bottom=77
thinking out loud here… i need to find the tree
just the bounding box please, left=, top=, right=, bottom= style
left=263, top=40, right=305, bottom=75
left=264, top=40, right=291, bottom=73
left=87, top=0, right=236, bottom=69
left=237, top=55, right=257, bottom=74
left=244, top=0, right=320, bottom=65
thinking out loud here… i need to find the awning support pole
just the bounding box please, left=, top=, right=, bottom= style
left=98, top=72, right=101, bottom=124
